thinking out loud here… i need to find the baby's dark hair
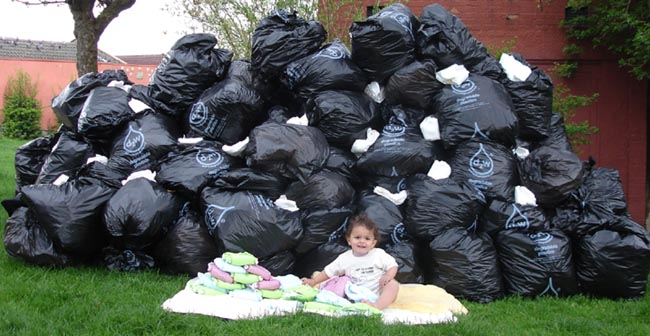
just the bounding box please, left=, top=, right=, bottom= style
left=345, top=213, right=380, bottom=241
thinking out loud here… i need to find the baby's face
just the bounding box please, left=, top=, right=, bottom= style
left=346, top=226, right=377, bottom=256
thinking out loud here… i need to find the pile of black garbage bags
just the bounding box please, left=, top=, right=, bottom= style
left=2, top=4, right=649, bottom=303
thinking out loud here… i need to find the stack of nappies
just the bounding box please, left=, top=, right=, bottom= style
left=187, top=251, right=381, bottom=316
left=191, top=251, right=284, bottom=301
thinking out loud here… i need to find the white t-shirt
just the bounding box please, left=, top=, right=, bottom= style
left=324, top=248, right=398, bottom=295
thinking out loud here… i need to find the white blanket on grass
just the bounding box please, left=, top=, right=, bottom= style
left=162, top=280, right=467, bottom=325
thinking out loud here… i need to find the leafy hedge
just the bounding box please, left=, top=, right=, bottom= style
left=1, top=69, right=42, bottom=139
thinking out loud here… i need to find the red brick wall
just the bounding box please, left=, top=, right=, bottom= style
left=0, top=59, right=156, bottom=130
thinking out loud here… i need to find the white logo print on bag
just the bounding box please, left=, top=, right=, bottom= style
left=196, top=148, right=224, bottom=168
left=204, top=204, right=235, bottom=235
left=469, top=143, right=494, bottom=178
left=378, top=11, right=413, bottom=37
left=123, top=125, right=146, bottom=155
left=529, top=232, right=553, bottom=244
left=452, top=79, right=477, bottom=95
left=505, top=204, right=530, bottom=230
left=189, top=102, right=208, bottom=127
left=382, top=116, right=407, bottom=138
left=313, top=43, right=348, bottom=60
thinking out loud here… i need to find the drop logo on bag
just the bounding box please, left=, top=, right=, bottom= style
left=189, top=101, right=227, bottom=138
left=121, top=125, right=153, bottom=169
left=328, top=217, right=349, bottom=242
left=382, top=116, right=407, bottom=138
left=196, top=148, right=224, bottom=168
left=396, top=177, right=407, bottom=192
left=504, top=204, right=529, bottom=230
left=378, top=11, right=413, bottom=37
left=390, top=223, right=408, bottom=244
left=469, top=143, right=494, bottom=178
left=204, top=204, right=235, bottom=234
left=313, top=43, right=348, bottom=60
left=189, top=102, right=208, bottom=127
left=124, top=125, right=146, bottom=155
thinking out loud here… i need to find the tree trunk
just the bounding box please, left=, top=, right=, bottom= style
left=68, top=0, right=98, bottom=76
left=74, top=18, right=99, bottom=75
left=67, top=0, right=137, bottom=76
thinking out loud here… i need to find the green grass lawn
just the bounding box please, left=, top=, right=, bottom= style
left=0, top=137, right=649, bottom=335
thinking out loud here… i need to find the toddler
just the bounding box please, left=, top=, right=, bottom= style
left=302, top=214, right=399, bottom=309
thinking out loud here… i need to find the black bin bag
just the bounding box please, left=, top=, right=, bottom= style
left=21, top=177, right=115, bottom=257
left=103, top=178, right=185, bottom=251
left=549, top=161, right=628, bottom=240
left=153, top=203, right=220, bottom=275
left=155, top=140, right=242, bottom=199
left=14, top=133, right=59, bottom=193
left=323, top=146, right=360, bottom=186
left=148, top=33, right=233, bottom=118
left=518, top=145, right=585, bottom=207
left=386, top=241, right=424, bottom=284
left=3, top=207, right=73, bottom=267
left=581, top=161, right=629, bottom=217
left=355, top=190, right=406, bottom=248
left=403, top=174, right=486, bottom=242
left=434, top=74, right=518, bottom=149
left=532, top=112, right=573, bottom=152
left=243, top=123, right=330, bottom=182
left=384, top=60, right=443, bottom=110
left=360, top=175, right=408, bottom=195
left=73, top=160, right=127, bottom=190
left=36, top=130, right=94, bottom=185
left=77, top=86, right=134, bottom=153
left=185, top=66, right=266, bottom=145
left=496, top=229, right=578, bottom=298
left=251, top=8, right=327, bottom=79
left=356, top=105, right=440, bottom=177
left=501, top=53, right=553, bottom=141
left=200, top=187, right=303, bottom=259
left=471, top=55, right=508, bottom=83
left=106, top=111, right=181, bottom=179
left=416, top=3, right=489, bottom=69
left=259, top=250, right=296, bottom=276
left=285, top=171, right=355, bottom=255
left=449, top=139, right=519, bottom=202
left=305, top=90, right=381, bottom=150
left=51, top=69, right=131, bottom=131
left=281, top=39, right=367, bottom=98
left=426, top=227, right=503, bottom=303
left=575, top=216, right=650, bottom=299
left=375, top=210, right=424, bottom=284
left=480, top=198, right=549, bottom=239
left=350, top=3, right=419, bottom=83
left=103, top=246, right=155, bottom=272
left=294, top=206, right=352, bottom=256
left=294, top=241, right=349, bottom=278
left=210, top=167, right=290, bottom=200
left=285, top=171, right=355, bottom=211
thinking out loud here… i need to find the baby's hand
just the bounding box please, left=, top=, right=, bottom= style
left=379, top=274, right=393, bottom=288
left=301, top=278, right=315, bottom=287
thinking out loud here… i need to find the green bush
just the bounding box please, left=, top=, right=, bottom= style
left=1, top=69, right=42, bottom=139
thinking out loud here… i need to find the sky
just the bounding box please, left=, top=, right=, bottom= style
left=0, top=0, right=193, bottom=56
